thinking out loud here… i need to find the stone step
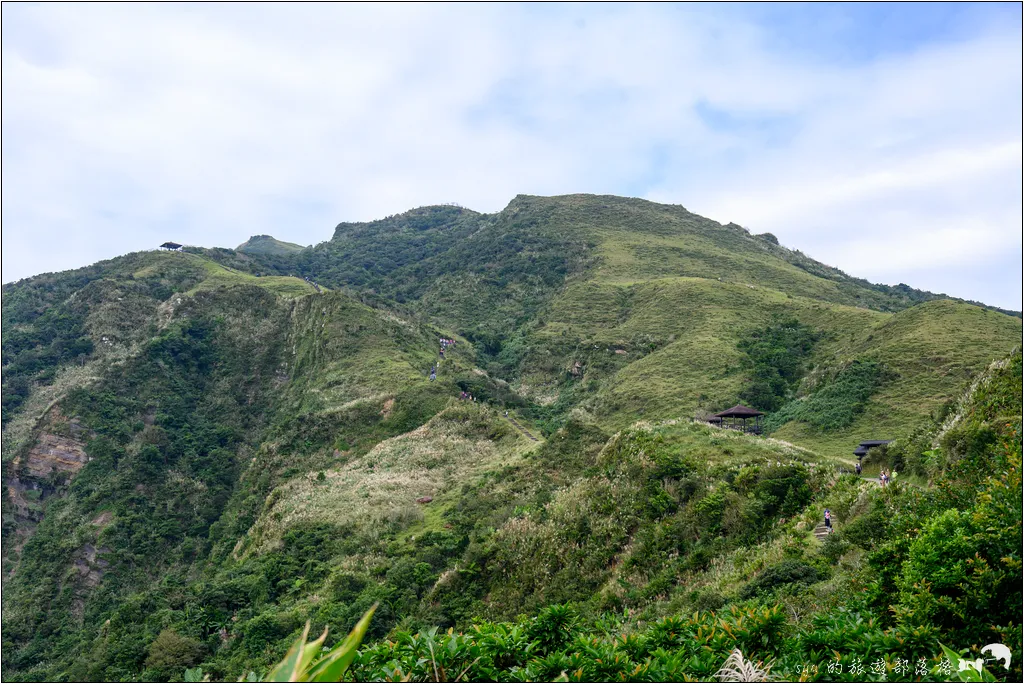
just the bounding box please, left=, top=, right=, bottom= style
left=504, top=415, right=539, bottom=442
left=813, top=521, right=836, bottom=539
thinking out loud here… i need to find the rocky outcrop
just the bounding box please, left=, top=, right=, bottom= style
left=3, top=414, right=92, bottom=579
left=18, top=432, right=90, bottom=479
left=5, top=477, right=46, bottom=520
left=6, top=413, right=89, bottom=522
left=73, top=543, right=111, bottom=588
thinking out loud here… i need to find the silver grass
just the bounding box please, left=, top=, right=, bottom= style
left=715, top=648, right=771, bottom=682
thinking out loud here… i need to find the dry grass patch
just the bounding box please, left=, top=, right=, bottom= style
left=244, top=406, right=523, bottom=553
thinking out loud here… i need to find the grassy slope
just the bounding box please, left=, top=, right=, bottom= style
left=186, top=192, right=1020, bottom=461
left=139, top=251, right=319, bottom=297
left=244, top=403, right=534, bottom=555
left=497, top=195, right=1021, bottom=458
left=511, top=194, right=959, bottom=311
left=772, top=299, right=1022, bottom=458
left=236, top=235, right=306, bottom=256
left=1, top=252, right=312, bottom=458
left=1, top=248, right=487, bottom=680
left=176, top=195, right=1019, bottom=463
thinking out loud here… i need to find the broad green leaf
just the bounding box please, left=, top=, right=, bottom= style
left=305, top=604, right=377, bottom=683
left=184, top=667, right=205, bottom=683
left=265, top=623, right=312, bottom=682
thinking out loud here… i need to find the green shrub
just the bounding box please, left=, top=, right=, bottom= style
left=819, top=531, right=851, bottom=565
left=843, top=504, right=889, bottom=550
left=689, top=589, right=727, bottom=612
left=527, top=604, right=581, bottom=654
left=766, top=359, right=885, bottom=432
left=144, top=630, right=206, bottom=677
left=739, top=560, right=823, bottom=599
left=737, top=319, right=820, bottom=412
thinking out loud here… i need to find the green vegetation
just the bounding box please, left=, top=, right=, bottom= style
left=2, top=194, right=1021, bottom=682
left=737, top=318, right=821, bottom=412
left=765, top=359, right=885, bottom=432
left=236, top=235, right=307, bottom=257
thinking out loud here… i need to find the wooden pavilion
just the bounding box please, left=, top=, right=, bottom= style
left=853, top=439, right=892, bottom=460
left=160, top=241, right=183, bottom=251
left=712, top=404, right=764, bottom=435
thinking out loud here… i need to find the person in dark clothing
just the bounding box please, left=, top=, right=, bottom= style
left=855, top=461, right=862, bottom=475
left=824, top=508, right=832, bottom=532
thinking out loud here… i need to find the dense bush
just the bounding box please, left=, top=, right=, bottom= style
left=739, top=559, right=823, bottom=599
left=737, top=318, right=820, bottom=412
left=144, top=630, right=206, bottom=679
left=766, top=359, right=886, bottom=432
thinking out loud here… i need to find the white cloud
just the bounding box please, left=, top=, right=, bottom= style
left=2, top=4, right=1021, bottom=309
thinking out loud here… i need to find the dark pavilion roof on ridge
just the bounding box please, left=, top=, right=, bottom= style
left=713, top=404, right=764, bottom=418
left=854, top=439, right=893, bottom=456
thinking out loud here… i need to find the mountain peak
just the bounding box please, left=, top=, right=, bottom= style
left=236, top=234, right=306, bottom=256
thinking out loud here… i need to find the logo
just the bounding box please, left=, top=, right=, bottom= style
left=958, top=658, right=983, bottom=674
left=957, top=644, right=1013, bottom=673
left=980, top=643, right=1012, bottom=670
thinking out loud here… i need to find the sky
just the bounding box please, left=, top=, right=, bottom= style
left=3, top=2, right=1022, bottom=310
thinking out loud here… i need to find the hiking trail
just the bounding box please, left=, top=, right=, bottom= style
left=504, top=414, right=539, bottom=442
left=813, top=520, right=835, bottom=541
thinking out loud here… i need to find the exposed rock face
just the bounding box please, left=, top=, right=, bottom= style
left=91, top=511, right=114, bottom=528
left=73, top=544, right=111, bottom=588
left=7, top=423, right=88, bottom=523
left=18, top=431, right=89, bottom=479
left=5, top=478, right=46, bottom=520
left=3, top=415, right=92, bottom=579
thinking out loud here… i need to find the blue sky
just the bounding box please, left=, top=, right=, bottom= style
left=2, top=2, right=1021, bottom=309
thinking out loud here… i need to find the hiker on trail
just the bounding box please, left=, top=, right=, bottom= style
left=824, top=508, right=832, bottom=533
left=855, top=461, right=862, bottom=476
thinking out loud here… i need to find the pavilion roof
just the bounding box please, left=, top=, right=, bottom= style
left=713, top=404, right=764, bottom=418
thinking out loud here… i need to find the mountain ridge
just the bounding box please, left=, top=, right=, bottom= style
left=227, top=194, right=1021, bottom=318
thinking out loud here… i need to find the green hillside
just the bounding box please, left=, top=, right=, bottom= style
left=236, top=235, right=307, bottom=256
left=189, top=194, right=1020, bottom=458
left=2, top=195, right=1020, bottom=682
